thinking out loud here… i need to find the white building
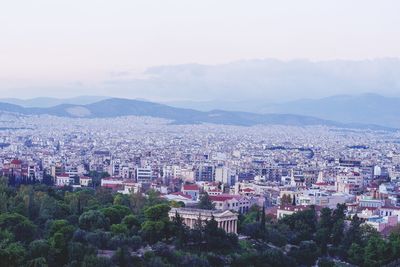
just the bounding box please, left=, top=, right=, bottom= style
left=136, top=167, right=152, bottom=183
left=209, top=194, right=252, bottom=213
left=335, top=170, right=364, bottom=195
left=79, top=176, right=92, bottom=187
left=169, top=208, right=238, bottom=234
left=297, top=189, right=349, bottom=208
left=56, top=174, right=74, bottom=187
left=215, top=166, right=230, bottom=185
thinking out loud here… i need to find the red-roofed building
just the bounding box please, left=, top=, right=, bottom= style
left=101, top=177, right=124, bottom=190
left=207, top=189, right=223, bottom=196
left=240, top=188, right=256, bottom=196
left=10, top=159, right=22, bottom=166
left=182, top=184, right=200, bottom=201
left=79, top=176, right=92, bottom=187
left=210, top=194, right=251, bottom=213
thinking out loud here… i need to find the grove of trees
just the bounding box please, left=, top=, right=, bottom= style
left=0, top=176, right=400, bottom=267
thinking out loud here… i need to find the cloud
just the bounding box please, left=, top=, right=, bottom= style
left=99, top=58, right=400, bottom=101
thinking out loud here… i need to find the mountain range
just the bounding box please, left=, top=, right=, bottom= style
left=0, top=96, right=108, bottom=108
left=166, top=93, right=400, bottom=128
left=0, top=97, right=394, bottom=131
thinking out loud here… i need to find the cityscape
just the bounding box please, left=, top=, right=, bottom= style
left=1, top=108, right=400, bottom=266
left=2, top=0, right=400, bottom=266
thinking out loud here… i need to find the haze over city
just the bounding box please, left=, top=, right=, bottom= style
left=1, top=0, right=400, bottom=101
left=2, top=1, right=400, bottom=267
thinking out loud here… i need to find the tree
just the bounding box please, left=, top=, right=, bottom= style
left=141, top=204, right=171, bottom=243
left=79, top=210, right=109, bottom=231
left=342, top=214, right=363, bottom=249
left=288, top=240, right=320, bottom=266
left=81, top=255, right=112, bottom=267
left=318, top=208, right=332, bottom=229
left=65, top=190, right=94, bottom=215
left=122, top=214, right=141, bottom=234
left=279, top=206, right=317, bottom=243
left=331, top=219, right=344, bottom=246
left=318, top=258, right=335, bottom=267
left=364, top=235, right=390, bottom=267
left=260, top=205, right=266, bottom=233
left=111, top=224, right=129, bottom=235
left=129, top=192, right=146, bottom=214
left=144, top=204, right=170, bottom=221
left=28, top=239, right=50, bottom=260
left=0, top=213, right=36, bottom=243
left=49, top=232, right=69, bottom=266
left=0, top=242, right=27, bottom=267
left=141, top=221, right=167, bottom=244
left=172, top=211, right=188, bottom=248
left=315, top=228, right=330, bottom=255
left=388, top=231, right=400, bottom=262
left=0, top=191, right=8, bottom=213
left=47, top=220, right=75, bottom=242
left=198, top=192, right=214, bottom=210
left=101, top=205, right=131, bottom=225
left=146, top=189, right=164, bottom=207
left=203, top=215, right=237, bottom=252
left=347, top=243, right=364, bottom=266
left=95, top=187, right=113, bottom=205
left=114, top=193, right=130, bottom=207
left=316, top=208, right=332, bottom=254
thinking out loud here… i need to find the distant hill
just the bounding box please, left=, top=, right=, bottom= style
left=0, top=96, right=108, bottom=108
left=260, top=93, right=400, bottom=128
left=165, top=93, right=400, bottom=129
left=0, top=98, right=393, bottom=130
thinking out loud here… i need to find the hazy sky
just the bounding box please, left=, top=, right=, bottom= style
left=1, top=0, right=400, bottom=99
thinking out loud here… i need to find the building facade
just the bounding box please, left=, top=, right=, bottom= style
left=169, top=208, right=238, bottom=234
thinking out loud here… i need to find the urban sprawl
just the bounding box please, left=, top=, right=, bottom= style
left=2, top=112, right=400, bottom=235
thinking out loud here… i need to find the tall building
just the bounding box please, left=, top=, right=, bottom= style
left=215, top=166, right=230, bottom=185
left=136, top=167, right=152, bottom=183
left=196, top=165, right=214, bottom=182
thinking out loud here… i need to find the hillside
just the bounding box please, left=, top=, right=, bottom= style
left=0, top=98, right=394, bottom=130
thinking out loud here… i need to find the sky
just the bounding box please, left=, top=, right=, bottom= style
left=1, top=0, right=400, bottom=100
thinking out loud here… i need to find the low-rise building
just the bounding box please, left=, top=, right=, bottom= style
left=79, top=176, right=92, bottom=187
left=182, top=184, right=200, bottom=201
left=56, top=173, right=74, bottom=187
left=209, top=194, right=251, bottom=213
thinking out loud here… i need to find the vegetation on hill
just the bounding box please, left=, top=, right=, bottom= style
left=0, top=177, right=400, bottom=267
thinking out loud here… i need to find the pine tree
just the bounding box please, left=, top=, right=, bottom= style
left=260, top=205, right=266, bottom=232
left=198, top=192, right=214, bottom=210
